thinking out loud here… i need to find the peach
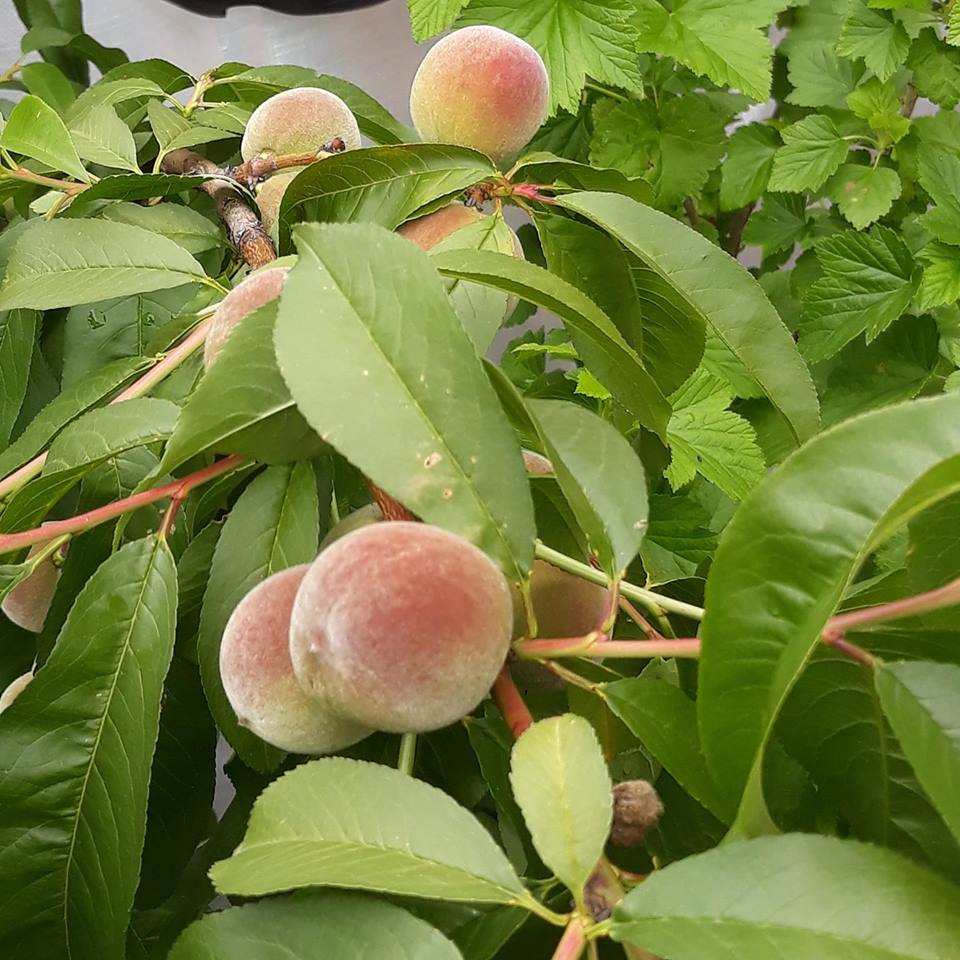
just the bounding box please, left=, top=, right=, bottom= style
left=318, top=503, right=383, bottom=551
left=256, top=170, right=299, bottom=240
left=522, top=449, right=553, bottom=476
left=398, top=204, right=483, bottom=250
left=409, top=25, right=550, bottom=165
left=220, top=565, right=370, bottom=754
left=289, top=521, right=513, bottom=733
left=513, top=560, right=609, bottom=639
left=204, top=267, right=288, bottom=369
left=2, top=542, right=61, bottom=633
left=0, top=670, right=33, bottom=713
left=241, top=87, right=361, bottom=162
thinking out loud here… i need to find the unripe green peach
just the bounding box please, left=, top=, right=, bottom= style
left=241, top=87, right=361, bottom=161
left=2, top=541, right=61, bottom=633
left=290, top=521, right=513, bottom=733
left=409, top=26, right=550, bottom=165
left=398, top=203, right=484, bottom=250
left=318, top=503, right=383, bottom=551
left=0, top=670, right=33, bottom=713
left=514, top=559, right=609, bottom=639
left=204, top=267, right=288, bottom=369
left=256, top=170, right=299, bottom=240
left=220, top=565, right=370, bottom=754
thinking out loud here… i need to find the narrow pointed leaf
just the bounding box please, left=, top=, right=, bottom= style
left=0, top=309, right=38, bottom=448
left=0, top=94, right=88, bottom=181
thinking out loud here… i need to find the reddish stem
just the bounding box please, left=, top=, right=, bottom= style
left=227, top=139, right=346, bottom=189
left=551, top=921, right=586, bottom=960
left=619, top=597, right=662, bottom=641
left=510, top=182, right=557, bottom=205
left=0, top=455, right=244, bottom=555
left=515, top=636, right=700, bottom=660
left=492, top=666, right=534, bottom=739
left=821, top=631, right=876, bottom=669
left=826, top=575, right=960, bottom=633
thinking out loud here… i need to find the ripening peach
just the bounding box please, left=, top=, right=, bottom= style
left=398, top=204, right=484, bottom=250
left=514, top=560, right=609, bottom=639
left=241, top=87, right=361, bottom=161
left=522, top=449, right=553, bottom=476
left=2, top=540, right=61, bottom=634
left=289, top=521, right=513, bottom=733
left=0, top=670, right=33, bottom=713
left=220, top=565, right=370, bottom=754
left=409, top=26, right=550, bottom=164
left=204, top=267, right=288, bottom=368
left=256, top=170, right=299, bottom=239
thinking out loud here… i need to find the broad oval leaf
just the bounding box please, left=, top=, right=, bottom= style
left=526, top=399, right=647, bottom=579
left=68, top=103, right=139, bottom=172
left=196, top=463, right=318, bottom=772
left=605, top=677, right=735, bottom=824
left=877, top=660, right=960, bottom=844
left=556, top=191, right=820, bottom=448
left=0, top=536, right=177, bottom=960
left=432, top=249, right=672, bottom=439
left=212, top=757, right=526, bottom=904
left=0, top=219, right=210, bottom=311
left=509, top=714, right=612, bottom=903
left=0, top=94, right=89, bottom=181
left=611, top=834, right=960, bottom=960
left=279, top=144, right=494, bottom=236
left=700, top=394, right=960, bottom=832
left=99, top=202, right=221, bottom=255
left=170, top=891, right=462, bottom=959
left=160, top=303, right=321, bottom=473
left=68, top=173, right=214, bottom=208
left=275, top=222, right=534, bottom=581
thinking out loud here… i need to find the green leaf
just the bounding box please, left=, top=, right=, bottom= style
left=785, top=41, right=865, bottom=109
left=743, top=192, right=810, bottom=255
left=69, top=173, right=213, bottom=208
left=509, top=715, right=611, bottom=902
left=557, top=191, right=819, bottom=448
left=917, top=145, right=960, bottom=245
left=0, top=93, right=88, bottom=181
left=799, top=225, right=916, bottom=362
left=768, top=114, right=849, bottom=193
left=526, top=399, right=647, bottom=578
left=846, top=77, right=911, bottom=141
left=908, top=28, right=960, bottom=109
left=68, top=103, right=139, bottom=172
left=511, top=153, right=653, bottom=204
left=433, top=248, right=673, bottom=437
left=67, top=77, right=167, bottom=121
left=211, top=757, right=527, bottom=904
left=20, top=61, right=77, bottom=115
left=170, top=890, right=463, bottom=959
left=99, top=202, right=221, bottom=256
left=146, top=98, right=191, bottom=152
left=877, top=661, right=960, bottom=844
left=719, top=124, right=779, bottom=211
left=0, top=536, right=177, bottom=960
left=611, top=834, right=960, bottom=958
left=197, top=463, right=318, bottom=772
left=826, top=163, right=902, bottom=229
left=590, top=96, right=726, bottom=206
left=407, top=0, right=471, bottom=40
left=0, top=356, right=146, bottom=480
left=277, top=223, right=536, bottom=580
left=918, top=242, right=960, bottom=311
left=280, top=145, right=494, bottom=237
left=640, top=492, right=717, bottom=585
left=631, top=0, right=791, bottom=102
left=606, top=678, right=735, bottom=823
left=699, top=393, right=960, bottom=833
left=160, top=302, right=321, bottom=472
left=837, top=2, right=912, bottom=81
left=0, top=220, right=209, bottom=311
left=457, top=0, right=642, bottom=114
left=0, top=309, right=37, bottom=448
left=315, top=74, right=417, bottom=145
left=665, top=368, right=765, bottom=501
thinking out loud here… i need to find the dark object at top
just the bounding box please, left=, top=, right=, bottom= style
left=161, top=0, right=388, bottom=15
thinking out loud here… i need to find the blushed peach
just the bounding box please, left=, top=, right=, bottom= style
left=0, top=670, right=33, bottom=713
left=256, top=170, right=299, bottom=240
left=409, top=26, right=550, bottom=165
left=204, top=267, right=288, bottom=369
left=241, top=87, right=361, bottom=161
left=2, top=541, right=61, bottom=634
left=289, top=521, right=513, bottom=733
left=398, top=204, right=483, bottom=250
left=522, top=449, right=553, bottom=476
left=220, top=565, right=370, bottom=754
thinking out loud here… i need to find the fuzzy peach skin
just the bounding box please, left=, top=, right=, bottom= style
left=256, top=169, right=299, bottom=240
left=0, top=671, right=33, bottom=713
left=398, top=203, right=484, bottom=250
left=2, top=541, right=61, bottom=634
left=220, top=565, right=370, bottom=754
left=521, top=448, right=553, bottom=476
left=241, top=87, right=361, bottom=161
left=204, top=267, right=289, bottom=369
left=290, top=521, right=513, bottom=733
left=409, top=25, right=549, bottom=165
left=512, top=559, right=609, bottom=640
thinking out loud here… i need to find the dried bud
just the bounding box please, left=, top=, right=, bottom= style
left=610, top=779, right=663, bottom=847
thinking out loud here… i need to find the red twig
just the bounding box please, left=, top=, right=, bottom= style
left=619, top=596, right=662, bottom=641
left=0, top=455, right=244, bottom=555
left=492, top=665, right=534, bottom=739
left=226, top=139, right=346, bottom=189
left=551, top=920, right=586, bottom=960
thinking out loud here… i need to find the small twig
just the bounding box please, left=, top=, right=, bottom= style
left=724, top=201, right=756, bottom=257
left=0, top=167, right=88, bottom=195
left=0, top=455, right=244, bottom=555
left=0, top=56, right=24, bottom=83
left=397, top=732, right=417, bottom=776
left=619, top=597, right=663, bottom=641
left=515, top=636, right=700, bottom=660
left=901, top=81, right=919, bottom=119
left=492, top=665, right=534, bottom=739
left=826, top=575, right=960, bottom=632
left=226, top=139, right=346, bottom=190
left=539, top=659, right=602, bottom=693
left=158, top=454, right=226, bottom=539
left=160, top=149, right=276, bottom=268
left=551, top=920, right=586, bottom=960
left=821, top=631, right=876, bottom=669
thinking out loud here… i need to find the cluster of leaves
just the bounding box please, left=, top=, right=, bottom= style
left=0, top=0, right=958, bottom=957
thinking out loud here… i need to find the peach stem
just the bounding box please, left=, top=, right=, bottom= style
left=515, top=636, right=700, bottom=660
left=491, top=666, right=534, bottom=739
left=551, top=920, right=586, bottom=960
